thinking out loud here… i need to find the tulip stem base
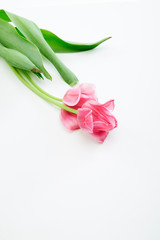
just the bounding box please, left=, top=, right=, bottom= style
left=10, top=66, right=78, bottom=114
left=21, top=70, right=63, bottom=102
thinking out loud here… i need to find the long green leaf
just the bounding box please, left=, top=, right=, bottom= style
left=41, top=29, right=112, bottom=53
left=0, top=43, right=39, bottom=71
left=0, top=18, right=51, bottom=79
left=0, top=9, right=112, bottom=54
left=3, top=10, right=78, bottom=86
left=0, top=9, right=10, bottom=22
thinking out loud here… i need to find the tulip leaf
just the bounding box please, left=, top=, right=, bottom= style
left=0, top=10, right=112, bottom=53
left=2, top=10, right=78, bottom=86
left=0, top=9, right=10, bottom=22
left=0, top=43, right=40, bottom=72
left=33, top=72, right=44, bottom=79
left=0, top=9, right=112, bottom=85
left=0, top=10, right=112, bottom=54
left=41, top=29, right=112, bottom=53
left=0, top=18, right=51, bottom=79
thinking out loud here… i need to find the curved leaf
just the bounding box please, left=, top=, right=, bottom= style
left=0, top=18, right=51, bottom=79
left=0, top=10, right=112, bottom=54
left=5, top=10, right=78, bottom=86
left=0, top=43, right=39, bottom=71
left=0, top=9, right=10, bottom=22
left=41, top=29, right=112, bottom=53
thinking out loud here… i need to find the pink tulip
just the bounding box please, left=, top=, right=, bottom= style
left=61, top=83, right=117, bottom=143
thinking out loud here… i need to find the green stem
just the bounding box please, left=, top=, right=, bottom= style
left=10, top=66, right=77, bottom=114
left=21, top=70, right=63, bottom=102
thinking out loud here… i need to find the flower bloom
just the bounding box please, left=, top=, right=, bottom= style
left=61, top=83, right=117, bottom=143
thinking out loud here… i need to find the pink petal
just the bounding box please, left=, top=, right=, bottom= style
left=82, top=100, right=98, bottom=108
left=63, top=87, right=81, bottom=106
left=105, top=114, right=117, bottom=129
left=60, top=109, right=79, bottom=131
left=75, top=95, right=95, bottom=109
left=103, top=100, right=115, bottom=111
left=77, top=108, right=93, bottom=133
left=82, top=100, right=117, bottom=128
left=93, top=121, right=111, bottom=132
left=79, top=83, right=96, bottom=96
left=83, top=99, right=115, bottom=111
left=91, top=131, right=109, bottom=143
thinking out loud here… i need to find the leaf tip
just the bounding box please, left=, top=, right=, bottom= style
left=70, top=79, right=79, bottom=87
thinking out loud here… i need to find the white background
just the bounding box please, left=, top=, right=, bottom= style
left=0, top=0, right=160, bottom=239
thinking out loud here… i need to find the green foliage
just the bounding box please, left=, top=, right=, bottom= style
left=0, top=9, right=111, bottom=86
left=0, top=18, right=51, bottom=79
left=41, top=29, right=111, bottom=53
left=3, top=10, right=78, bottom=86
left=0, top=43, right=38, bottom=71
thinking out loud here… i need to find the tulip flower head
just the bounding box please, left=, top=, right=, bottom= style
left=61, top=83, right=117, bottom=143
